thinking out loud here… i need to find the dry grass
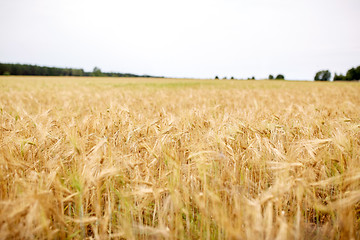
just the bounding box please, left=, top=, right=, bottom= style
left=0, top=76, right=360, bottom=239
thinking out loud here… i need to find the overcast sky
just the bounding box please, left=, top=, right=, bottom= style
left=0, top=0, right=359, bottom=80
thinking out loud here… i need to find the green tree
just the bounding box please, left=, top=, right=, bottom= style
left=345, top=66, right=360, bottom=80
left=215, top=76, right=219, bottom=80
left=268, top=74, right=274, bottom=80
left=92, top=67, right=102, bottom=77
left=72, top=69, right=84, bottom=76
left=275, top=74, right=284, bottom=80
left=314, top=70, right=331, bottom=81
left=334, top=73, right=346, bottom=81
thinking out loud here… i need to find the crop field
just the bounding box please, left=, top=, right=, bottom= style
left=0, top=76, right=360, bottom=239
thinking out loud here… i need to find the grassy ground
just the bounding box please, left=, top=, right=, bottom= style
left=0, top=76, right=360, bottom=239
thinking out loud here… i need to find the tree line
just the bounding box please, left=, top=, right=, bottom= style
left=315, top=66, right=360, bottom=81
left=2, top=62, right=359, bottom=81
left=0, top=63, right=160, bottom=78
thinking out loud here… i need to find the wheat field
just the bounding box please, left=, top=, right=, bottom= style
left=0, top=76, right=359, bottom=239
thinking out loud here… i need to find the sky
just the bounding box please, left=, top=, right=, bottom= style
left=0, top=0, right=359, bottom=80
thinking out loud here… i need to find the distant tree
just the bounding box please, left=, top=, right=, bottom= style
left=71, top=69, right=84, bottom=76
left=355, top=66, right=360, bottom=79
left=268, top=74, right=274, bottom=80
left=346, top=68, right=356, bottom=80
left=223, top=77, right=227, bottom=80
left=314, top=70, right=331, bottom=81
left=215, top=76, right=219, bottom=80
left=92, top=67, right=102, bottom=77
left=231, top=76, right=234, bottom=80
left=252, top=76, right=255, bottom=80
left=333, top=73, right=346, bottom=81
left=275, top=74, right=285, bottom=80
left=345, top=66, right=360, bottom=80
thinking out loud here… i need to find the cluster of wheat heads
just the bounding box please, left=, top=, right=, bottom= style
left=0, top=77, right=359, bottom=239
